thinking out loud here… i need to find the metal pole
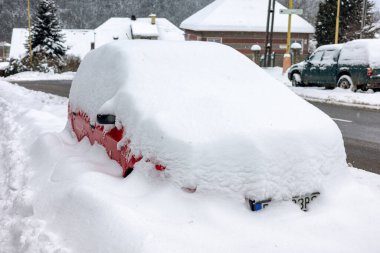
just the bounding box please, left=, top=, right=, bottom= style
left=286, top=0, right=293, bottom=54
left=268, top=0, right=276, bottom=67
left=335, top=0, right=341, bottom=44
left=28, top=0, right=33, bottom=64
left=360, top=0, right=367, bottom=39
left=264, top=0, right=272, bottom=67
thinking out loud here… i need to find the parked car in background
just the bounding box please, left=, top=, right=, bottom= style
left=288, top=39, right=380, bottom=92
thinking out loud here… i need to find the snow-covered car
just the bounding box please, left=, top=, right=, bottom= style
left=288, top=39, right=380, bottom=92
left=68, top=40, right=346, bottom=211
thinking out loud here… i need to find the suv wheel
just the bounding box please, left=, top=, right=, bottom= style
left=338, top=75, right=357, bottom=92
left=292, top=73, right=302, bottom=87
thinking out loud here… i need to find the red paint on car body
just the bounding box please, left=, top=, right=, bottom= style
left=68, top=105, right=165, bottom=177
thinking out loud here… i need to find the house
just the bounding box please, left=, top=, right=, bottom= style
left=180, top=0, right=315, bottom=66
left=9, top=29, right=95, bottom=59
left=10, top=15, right=184, bottom=60
left=94, top=15, right=184, bottom=48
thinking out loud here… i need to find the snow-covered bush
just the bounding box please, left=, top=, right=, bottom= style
left=4, top=58, right=29, bottom=77
left=60, top=55, right=81, bottom=72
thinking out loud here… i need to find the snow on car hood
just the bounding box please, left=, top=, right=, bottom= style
left=69, top=40, right=347, bottom=200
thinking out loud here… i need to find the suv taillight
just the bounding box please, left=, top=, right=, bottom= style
left=367, top=67, right=373, bottom=77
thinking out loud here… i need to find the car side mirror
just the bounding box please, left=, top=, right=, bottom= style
left=97, top=114, right=116, bottom=125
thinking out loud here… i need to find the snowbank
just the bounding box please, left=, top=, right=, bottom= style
left=70, top=40, right=347, bottom=201
left=1, top=80, right=380, bottom=253
left=267, top=67, right=380, bottom=109
left=4, top=71, right=75, bottom=82
left=0, top=80, right=68, bottom=252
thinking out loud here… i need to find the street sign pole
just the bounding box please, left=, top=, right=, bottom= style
left=335, top=0, right=341, bottom=44
left=282, top=0, right=294, bottom=74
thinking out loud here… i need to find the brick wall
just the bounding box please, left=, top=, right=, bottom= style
left=184, top=30, right=311, bottom=67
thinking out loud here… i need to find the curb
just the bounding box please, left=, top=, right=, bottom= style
left=299, top=96, right=380, bottom=111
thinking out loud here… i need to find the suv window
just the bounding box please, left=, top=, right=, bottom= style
left=309, top=51, right=324, bottom=64
left=321, top=50, right=339, bottom=64
left=339, top=43, right=367, bottom=65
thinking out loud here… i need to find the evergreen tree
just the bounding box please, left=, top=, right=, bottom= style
left=26, top=0, right=66, bottom=59
left=315, top=0, right=378, bottom=47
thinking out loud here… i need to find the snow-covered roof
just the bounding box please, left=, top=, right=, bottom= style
left=315, top=44, right=343, bottom=52
left=70, top=40, right=346, bottom=200
left=180, top=0, right=315, bottom=34
left=95, top=17, right=184, bottom=47
left=10, top=28, right=95, bottom=59
left=131, top=21, right=159, bottom=38
left=340, top=39, right=380, bottom=68
left=10, top=17, right=184, bottom=60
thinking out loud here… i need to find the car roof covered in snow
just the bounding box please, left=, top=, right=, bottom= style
left=339, top=39, right=380, bottom=68
left=315, top=44, right=343, bottom=52
left=69, top=40, right=346, bottom=200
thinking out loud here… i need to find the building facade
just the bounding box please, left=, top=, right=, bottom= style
left=181, top=0, right=315, bottom=66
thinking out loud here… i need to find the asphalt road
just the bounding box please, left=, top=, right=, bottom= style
left=9, top=80, right=72, bottom=97
left=311, top=102, right=380, bottom=175
left=8, top=80, right=380, bottom=175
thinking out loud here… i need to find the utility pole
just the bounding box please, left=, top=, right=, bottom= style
left=360, top=0, right=368, bottom=39
left=286, top=0, right=293, bottom=54
left=264, top=0, right=276, bottom=68
left=28, top=0, right=33, bottom=64
left=282, top=0, right=293, bottom=74
left=335, top=0, right=341, bottom=44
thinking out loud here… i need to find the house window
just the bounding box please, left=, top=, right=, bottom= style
left=207, top=37, right=222, bottom=43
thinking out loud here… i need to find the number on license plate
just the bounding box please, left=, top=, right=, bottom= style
left=292, top=192, right=320, bottom=212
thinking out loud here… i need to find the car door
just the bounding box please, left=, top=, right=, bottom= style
left=319, top=49, right=340, bottom=87
left=302, top=50, right=324, bottom=85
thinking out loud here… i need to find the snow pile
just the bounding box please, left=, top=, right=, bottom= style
left=267, top=67, right=380, bottom=109
left=1, top=80, right=380, bottom=253
left=180, top=0, right=315, bottom=33
left=70, top=40, right=347, bottom=201
left=4, top=71, right=75, bottom=81
left=0, top=80, right=68, bottom=252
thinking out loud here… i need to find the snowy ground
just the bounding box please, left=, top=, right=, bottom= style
left=2, top=71, right=75, bottom=82
left=1, top=80, right=380, bottom=252
left=266, top=67, right=380, bottom=110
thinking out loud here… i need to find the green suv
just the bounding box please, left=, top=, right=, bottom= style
left=288, top=39, right=380, bottom=92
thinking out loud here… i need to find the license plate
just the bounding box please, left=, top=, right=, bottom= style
left=246, top=192, right=320, bottom=212
left=292, top=192, right=320, bottom=212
